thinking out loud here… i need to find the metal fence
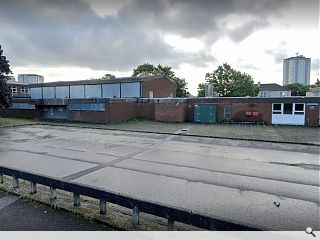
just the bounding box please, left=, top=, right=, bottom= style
left=0, top=166, right=256, bottom=231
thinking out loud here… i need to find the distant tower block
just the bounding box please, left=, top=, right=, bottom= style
left=283, top=55, right=311, bottom=86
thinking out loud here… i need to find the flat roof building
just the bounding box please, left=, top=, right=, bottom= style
left=28, top=75, right=176, bottom=99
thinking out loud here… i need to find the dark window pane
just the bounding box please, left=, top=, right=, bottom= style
left=272, top=111, right=281, bottom=114
left=295, top=104, right=304, bottom=111
left=283, top=103, right=293, bottom=114
left=273, top=104, right=281, bottom=111
left=294, top=112, right=304, bottom=115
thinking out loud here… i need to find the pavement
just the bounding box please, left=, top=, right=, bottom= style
left=41, top=121, right=320, bottom=145
left=0, top=125, right=319, bottom=231
left=0, top=190, right=111, bottom=230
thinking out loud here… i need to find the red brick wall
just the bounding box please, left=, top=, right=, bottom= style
left=68, top=111, right=109, bottom=123
left=154, top=102, right=187, bottom=122
left=142, top=78, right=176, bottom=98
left=68, top=102, right=138, bottom=123
left=186, top=98, right=272, bottom=124
left=305, top=105, right=319, bottom=127
left=137, top=102, right=155, bottom=120
left=108, top=102, right=137, bottom=122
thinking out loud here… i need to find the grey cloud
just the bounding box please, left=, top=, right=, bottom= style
left=237, top=63, right=259, bottom=70
left=311, top=59, right=319, bottom=74
left=227, top=18, right=269, bottom=42
left=265, top=42, right=289, bottom=64
left=0, top=0, right=291, bottom=72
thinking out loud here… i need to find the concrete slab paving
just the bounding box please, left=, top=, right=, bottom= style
left=114, top=159, right=319, bottom=203
left=0, top=125, right=319, bottom=230
left=73, top=166, right=319, bottom=230
left=132, top=148, right=319, bottom=186
left=0, top=151, right=97, bottom=178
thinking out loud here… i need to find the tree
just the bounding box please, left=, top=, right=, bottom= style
left=0, top=45, right=12, bottom=109
left=197, top=83, right=206, bottom=97
left=101, top=73, right=115, bottom=79
left=310, top=78, right=320, bottom=88
left=132, top=63, right=189, bottom=97
left=286, top=83, right=310, bottom=96
left=204, top=63, right=259, bottom=97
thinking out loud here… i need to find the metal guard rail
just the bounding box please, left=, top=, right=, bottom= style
left=0, top=166, right=257, bottom=231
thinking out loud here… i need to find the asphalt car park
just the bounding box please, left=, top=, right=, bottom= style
left=0, top=125, right=319, bottom=230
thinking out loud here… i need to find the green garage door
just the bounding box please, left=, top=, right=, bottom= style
left=194, top=104, right=218, bottom=123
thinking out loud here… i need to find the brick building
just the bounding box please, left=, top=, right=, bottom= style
left=2, top=75, right=319, bottom=126
left=2, top=96, right=319, bottom=126
left=28, top=75, right=176, bottom=99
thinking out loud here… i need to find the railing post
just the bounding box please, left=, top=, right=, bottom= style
left=50, top=186, right=57, bottom=200
left=167, top=217, right=175, bottom=231
left=99, top=198, right=107, bottom=215
left=73, top=193, right=80, bottom=207
left=0, top=172, right=3, bottom=183
left=12, top=175, right=19, bottom=188
left=132, top=206, right=140, bottom=226
left=30, top=181, right=37, bottom=194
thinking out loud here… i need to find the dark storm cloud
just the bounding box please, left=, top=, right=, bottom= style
left=0, top=0, right=291, bottom=71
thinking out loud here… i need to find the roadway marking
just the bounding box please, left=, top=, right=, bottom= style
left=0, top=195, right=19, bottom=210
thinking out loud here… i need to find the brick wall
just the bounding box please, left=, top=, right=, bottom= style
left=0, top=109, right=42, bottom=119
left=108, top=102, right=137, bottom=122
left=68, top=102, right=138, bottom=123
left=68, top=111, right=109, bottom=123
left=142, top=78, right=176, bottom=98
left=305, top=105, right=319, bottom=127
left=137, top=102, right=155, bottom=120
left=154, top=102, right=187, bottom=122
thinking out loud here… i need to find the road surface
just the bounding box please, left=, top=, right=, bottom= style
left=0, top=125, right=319, bottom=230
left=0, top=190, right=111, bottom=230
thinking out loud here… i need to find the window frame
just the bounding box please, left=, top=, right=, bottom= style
left=294, top=103, right=305, bottom=115
left=272, top=103, right=282, bottom=114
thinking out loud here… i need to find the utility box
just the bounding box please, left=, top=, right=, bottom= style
left=194, top=104, right=218, bottom=123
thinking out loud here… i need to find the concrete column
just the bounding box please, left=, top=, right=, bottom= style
left=30, top=182, right=37, bottom=194
left=0, top=173, right=3, bottom=183
left=12, top=176, right=19, bottom=188
left=50, top=186, right=57, bottom=200
left=99, top=198, right=107, bottom=215
left=167, top=218, right=175, bottom=231
left=132, top=206, right=140, bottom=226
left=73, top=193, right=80, bottom=207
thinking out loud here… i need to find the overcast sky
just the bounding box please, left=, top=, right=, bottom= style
left=0, top=0, right=319, bottom=95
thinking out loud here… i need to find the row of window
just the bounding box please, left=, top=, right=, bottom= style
left=9, top=86, right=29, bottom=94
left=30, top=82, right=141, bottom=99
left=272, top=103, right=304, bottom=115
left=260, top=91, right=288, bottom=97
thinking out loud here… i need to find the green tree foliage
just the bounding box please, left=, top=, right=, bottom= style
left=204, top=63, right=258, bottom=97
left=286, top=83, right=310, bottom=96
left=197, top=83, right=206, bottom=97
left=101, top=73, right=115, bottom=79
left=0, top=45, right=12, bottom=109
left=132, top=63, right=189, bottom=97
